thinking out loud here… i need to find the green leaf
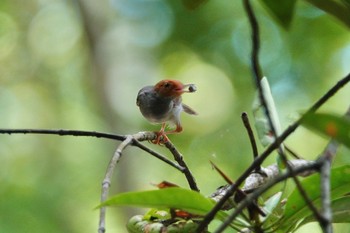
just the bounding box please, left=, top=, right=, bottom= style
left=97, top=187, right=215, bottom=216
left=301, top=112, right=350, bottom=149
left=259, top=0, right=297, bottom=29
left=305, top=0, right=350, bottom=29
left=97, top=187, right=246, bottom=229
left=279, top=165, right=350, bottom=232
left=253, top=77, right=283, bottom=147
left=330, top=196, right=350, bottom=223
left=263, top=192, right=283, bottom=216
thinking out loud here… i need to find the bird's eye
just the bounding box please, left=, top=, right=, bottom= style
left=164, top=82, right=171, bottom=88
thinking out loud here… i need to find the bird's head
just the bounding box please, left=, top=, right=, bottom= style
left=154, top=79, right=196, bottom=97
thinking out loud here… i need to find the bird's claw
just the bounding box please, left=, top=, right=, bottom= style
left=150, top=131, right=169, bottom=145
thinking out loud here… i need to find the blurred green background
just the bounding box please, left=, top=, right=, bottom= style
left=0, top=0, right=349, bottom=232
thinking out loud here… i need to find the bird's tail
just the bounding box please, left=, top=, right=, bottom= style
left=182, top=104, right=198, bottom=115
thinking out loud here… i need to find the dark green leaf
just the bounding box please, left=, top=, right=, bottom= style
left=305, top=0, right=350, bottom=29
left=259, top=0, right=297, bottom=29
left=301, top=112, right=350, bottom=149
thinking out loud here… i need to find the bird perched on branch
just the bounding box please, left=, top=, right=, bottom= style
left=136, top=79, right=197, bottom=144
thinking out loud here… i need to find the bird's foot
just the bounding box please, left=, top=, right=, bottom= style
left=151, top=131, right=169, bottom=145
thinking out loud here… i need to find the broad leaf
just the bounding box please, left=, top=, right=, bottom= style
left=97, top=187, right=248, bottom=229
left=279, top=165, right=350, bottom=232
left=97, top=187, right=215, bottom=216
left=301, top=112, right=350, bottom=149
left=259, top=0, right=297, bottom=29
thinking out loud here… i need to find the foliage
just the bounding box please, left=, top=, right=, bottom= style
left=97, top=188, right=216, bottom=216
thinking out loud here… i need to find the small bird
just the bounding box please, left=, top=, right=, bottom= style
left=136, top=79, right=197, bottom=144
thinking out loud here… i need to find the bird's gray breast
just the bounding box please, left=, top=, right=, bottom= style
left=136, top=86, right=173, bottom=123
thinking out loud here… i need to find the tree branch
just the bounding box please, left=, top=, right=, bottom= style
left=0, top=129, right=182, bottom=171
left=0, top=128, right=126, bottom=140
left=164, top=140, right=200, bottom=192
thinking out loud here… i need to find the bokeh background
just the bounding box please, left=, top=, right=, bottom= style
left=0, top=0, right=349, bottom=232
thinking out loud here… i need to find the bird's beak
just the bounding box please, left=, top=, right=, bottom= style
left=181, top=84, right=197, bottom=93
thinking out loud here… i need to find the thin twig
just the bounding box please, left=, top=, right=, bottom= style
left=132, top=139, right=185, bottom=171
left=164, top=140, right=199, bottom=192
left=0, top=128, right=126, bottom=140
left=241, top=112, right=259, bottom=160
left=241, top=112, right=260, bottom=173
left=243, top=0, right=262, bottom=81
left=196, top=71, right=350, bottom=232
left=285, top=145, right=301, bottom=159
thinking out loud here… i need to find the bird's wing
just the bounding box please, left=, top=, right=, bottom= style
left=182, top=104, right=198, bottom=115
